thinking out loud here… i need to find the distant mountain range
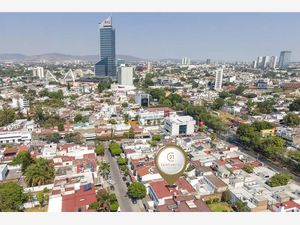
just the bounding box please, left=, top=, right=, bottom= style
left=0, top=53, right=146, bottom=63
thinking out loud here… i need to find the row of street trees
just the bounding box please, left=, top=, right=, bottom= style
left=236, top=120, right=300, bottom=173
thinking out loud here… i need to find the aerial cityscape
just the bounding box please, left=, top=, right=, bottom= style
left=1, top=13, right=300, bottom=213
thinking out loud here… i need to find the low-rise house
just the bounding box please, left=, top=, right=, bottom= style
left=155, top=195, right=211, bottom=212
left=147, top=178, right=196, bottom=207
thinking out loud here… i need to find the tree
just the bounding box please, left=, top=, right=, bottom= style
left=0, top=182, right=27, bottom=212
left=266, top=173, right=292, bottom=187
left=37, top=192, right=45, bottom=206
left=124, top=114, right=129, bottom=124
left=257, top=99, right=275, bottom=114
left=283, top=112, right=300, bottom=127
left=210, top=132, right=217, bottom=142
left=289, top=98, right=300, bottom=111
left=127, top=182, right=146, bottom=199
left=242, top=164, right=254, bottom=173
left=290, top=151, right=300, bottom=162
left=221, top=190, right=231, bottom=203
left=109, top=142, right=122, bottom=156
left=24, top=158, right=55, bottom=187
left=163, top=99, right=172, bottom=107
left=11, top=151, right=33, bottom=172
left=0, top=108, right=16, bottom=126
left=252, top=120, right=275, bottom=131
left=74, top=114, right=83, bottom=123
left=109, top=119, right=117, bottom=124
left=230, top=85, right=246, bottom=96
left=212, top=98, right=225, bottom=110
left=143, top=74, right=154, bottom=88
left=67, top=82, right=71, bottom=91
left=244, top=93, right=257, bottom=98
left=64, top=132, right=84, bottom=144
left=122, top=102, right=128, bottom=108
left=128, top=127, right=135, bottom=139
left=117, top=157, right=128, bottom=166
left=58, top=122, right=65, bottom=131
left=219, top=91, right=231, bottom=99
left=234, top=200, right=250, bottom=212
left=45, top=132, right=61, bottom=143
left=90, top=190, right=119, bottom=212
left=99, top=162, right=110, bottom=178
left=192, top=81, right=199, bottom=89
left=152, top=134, right=162, bottom=142
left=97, top=79, right=112, bottom=93
left=95, top=144, right=105, bottom=156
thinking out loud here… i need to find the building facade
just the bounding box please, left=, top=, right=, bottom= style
left=164, top=114, right=196, bottom=136
left=95, top=16, right=116, bottom=79
left=118, top=66, right=133, bottom=86
left=214, top=69, right=223, bottom=91
left=278, top=51, right=292, bottom=69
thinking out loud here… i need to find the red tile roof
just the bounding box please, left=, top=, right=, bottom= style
left=62, top=185, right=97, bottom=212
left=149, top=178, right=195, bottom=199
left=274, top=200, right=300, bottom=210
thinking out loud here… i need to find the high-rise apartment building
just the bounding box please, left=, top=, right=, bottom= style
left=95, top=16, right=116, bottom=79
left=214, top=69, right=223, bottom=91
left=270, top=56, right=278, bottom=69
left=181, top=57, right=191, bottom=65
left=32, top=67, right=44, bottom=79
left=118, top=66, right=133, bottom=86
left=278, top=51, right=292, bottom=69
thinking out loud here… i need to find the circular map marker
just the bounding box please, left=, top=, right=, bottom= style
left=155, top=144, right=188, bottom=185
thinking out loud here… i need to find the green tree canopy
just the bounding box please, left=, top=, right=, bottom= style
left=0, top=108, right=16, bottom=126
left=242, top=164, right=254, bottom=173
left=24, top=158, right=55, bottom=187
left=109, top=142, right=122, bottom=156
left=95, top=144, right=105, bottom=156
left=97, top=79, right=112, bottom=93
left=212, top=98, right=225, bottom=110
left=0, top=182, right=27, bottom=212
left=289, top=98, right=300, bottom=111
left=127, top=182, right=146, bottom=199
left=283, top=112, right=300, bottom=127
left=90, top=190, right=119, bottom=212
left=266, top=173, right=292, bottom=187
left=45, top=132, right=61, bottom=143
left=11, top=151, right=34, bottom=172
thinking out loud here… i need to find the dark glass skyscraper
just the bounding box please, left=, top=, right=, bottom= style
left=95, top=16, right=116, bottom=79
left=278, top=50, right=292, bottom=69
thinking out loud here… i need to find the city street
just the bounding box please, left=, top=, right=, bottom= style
left=104, top=148, right=143, bottom=212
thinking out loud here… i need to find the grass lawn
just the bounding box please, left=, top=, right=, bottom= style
left=24, top=206, right=48, bottom=212
left=208, top=202, right=233, bottom=212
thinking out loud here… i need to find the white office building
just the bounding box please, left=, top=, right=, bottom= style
left=164, top=114, right=196, bottom=137
left=118, top=66, right=133, bottom=86
left=0, top=119, right=34, bottom=145
left=135, top=91, right=150, bottom=107
left=214, top=69, right=223, bottom=91
left=138, top=110, right=165, bottom=125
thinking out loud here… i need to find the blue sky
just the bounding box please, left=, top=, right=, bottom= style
left=0, top=13, right=300, bottom=61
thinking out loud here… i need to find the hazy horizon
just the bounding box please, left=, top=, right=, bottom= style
left=1, top=13, right=300, bottom=61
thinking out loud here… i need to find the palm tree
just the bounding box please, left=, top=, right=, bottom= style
left=24, top=158, right=54, bottom=187
left=99, top=162, right=110, bottom=179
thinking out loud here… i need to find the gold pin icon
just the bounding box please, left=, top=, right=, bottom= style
left=155, top=144, right=188, bottom=185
